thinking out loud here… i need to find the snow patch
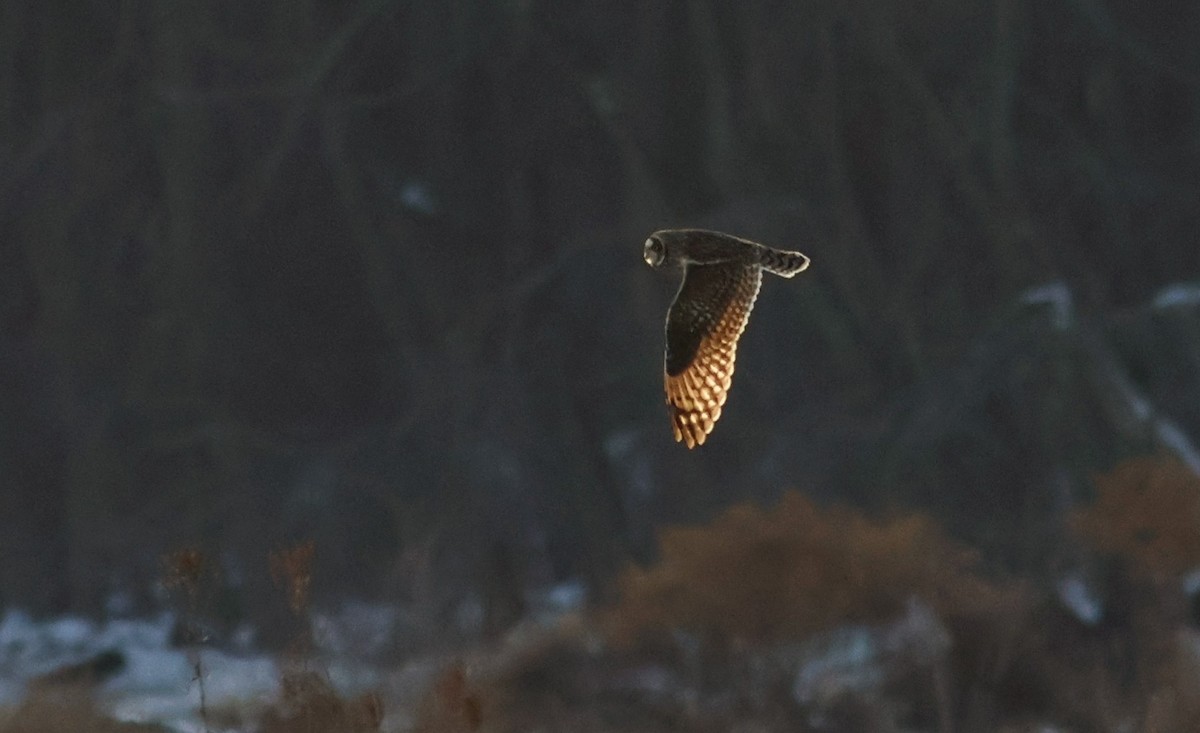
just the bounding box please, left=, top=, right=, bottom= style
left=1020, top=282, right=1073, bottom=330
left=399, top=181, right=437, bottom=215
left=1153, top=283, right=1200, bottom=309
left=1057, top=574, right=1103, bottom=626
left=312, top=600, right=400, bottom=658
left=528, top=580, right=588, bottom=622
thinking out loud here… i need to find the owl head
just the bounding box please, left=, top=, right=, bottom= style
left=643, top=232, right=669, bottom=267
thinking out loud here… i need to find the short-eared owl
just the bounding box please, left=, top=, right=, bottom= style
left=643, top=229, right=810, bottom=448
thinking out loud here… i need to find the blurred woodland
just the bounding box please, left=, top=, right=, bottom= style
left=3, top=0, right=1200, bottom=686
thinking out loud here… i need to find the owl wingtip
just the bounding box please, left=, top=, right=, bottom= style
left=671, top=421, right=702, bottom=449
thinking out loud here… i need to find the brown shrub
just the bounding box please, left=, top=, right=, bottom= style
left=0, top=688, right=166, bottom=733
left=606, top=491, right=1004, bottom=644
left=414, top=663, right=485, bottom=733
left=257, top=670, right=382, bottom=733
left=1071, top=455, right=1200, bottom=581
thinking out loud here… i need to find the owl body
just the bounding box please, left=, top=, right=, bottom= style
left=643, top=229, right=810, bottom=448
left=643, top=228, right=810, bottom=276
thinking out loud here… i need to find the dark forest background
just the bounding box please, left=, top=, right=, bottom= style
left=2, top=0, right=1199, bottom=643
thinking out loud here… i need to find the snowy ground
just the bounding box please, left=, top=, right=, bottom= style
left=0, top=578, right=1164, bottom=732
left=0, top=583, right=588, bottom=732
left=0, top=606, right=414, bottom=732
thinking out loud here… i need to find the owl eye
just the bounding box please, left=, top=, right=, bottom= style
left=644, top=236, right=665, bottom=267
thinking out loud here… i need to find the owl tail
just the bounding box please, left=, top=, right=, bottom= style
left=758, top=246, right=811, bottom=278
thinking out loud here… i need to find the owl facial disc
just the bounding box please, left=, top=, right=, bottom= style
left=643, top=237, right=665, bottom=267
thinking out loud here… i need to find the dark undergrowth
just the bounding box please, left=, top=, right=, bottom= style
left=5, top=455, right=1200, bottom=731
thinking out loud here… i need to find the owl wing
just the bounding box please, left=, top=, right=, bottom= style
left=664, top=263, right=763, bottom=448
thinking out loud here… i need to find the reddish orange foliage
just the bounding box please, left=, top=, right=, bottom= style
left=607, top=491, right=1001, bottom=643
left=1072, top=456, right=1200, bottom=580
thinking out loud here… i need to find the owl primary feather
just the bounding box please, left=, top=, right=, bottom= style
left=643, top=229, right=810, bottom=448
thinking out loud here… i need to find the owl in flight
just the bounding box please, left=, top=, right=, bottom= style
left=643, top=229, right=810, bottom=448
